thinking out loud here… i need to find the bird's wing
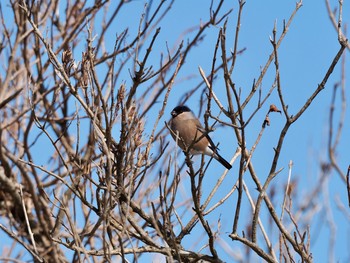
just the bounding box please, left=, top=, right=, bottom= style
left=195, top=122, right=219, bottom=153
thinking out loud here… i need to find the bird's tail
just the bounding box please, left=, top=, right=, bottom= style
left=214, top=152, right=232, bottom=170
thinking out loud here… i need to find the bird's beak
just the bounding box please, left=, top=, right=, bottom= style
left=171, top=111, right=176, bottom=117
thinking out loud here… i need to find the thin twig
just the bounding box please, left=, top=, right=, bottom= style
left=19, top=184, right=38, bottom=254
left=347, top=165, right=350, bottom=207
left=280, top=160, right=293, bottom=220
left=0, top=224, right=43, bottom=262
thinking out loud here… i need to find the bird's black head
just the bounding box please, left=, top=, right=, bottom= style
left=171, top=105, right=191, bottom=118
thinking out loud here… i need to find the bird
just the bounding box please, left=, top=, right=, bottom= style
left=169, top=105, right=232, bottom=170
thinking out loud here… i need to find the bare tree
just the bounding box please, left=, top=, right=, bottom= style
left=0, top=0, right=348, bottom=262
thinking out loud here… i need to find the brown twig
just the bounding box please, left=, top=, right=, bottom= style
left=347, top=166, right=350, bottom=207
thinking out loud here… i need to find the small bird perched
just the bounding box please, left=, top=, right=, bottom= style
left=169, top=105, right=232, bottom=170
